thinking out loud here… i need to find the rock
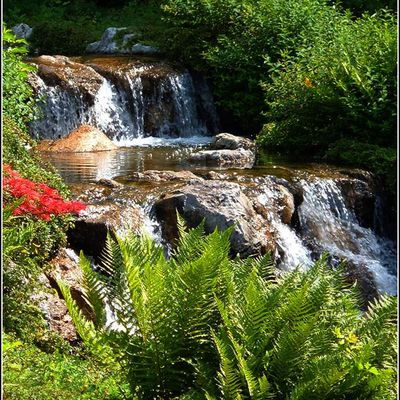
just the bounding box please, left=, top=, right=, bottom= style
left=188, top=149, right=256, bottom=169
left=67, top=202, right=144, bottom=261
left=130, top=170, right=201, bottom=183
left=336, top=176, right=375, bottom=229
left=241, top=176, right=296, bottom=225
left=343, top=261, right=379, bottom=308
left=86, top=27, right=125, bottom=54
left=86, top=27, right=159, bottom=55
left=37, top=125, right=118, bottom=153
left=153, top=180, right=275, bottom=257
left=28, top=56, right=104, bottom=106
left=211, top=133, right=256, bottom=151
left=130, top=43, right=160, bottom=55
left=12, top=23, right=33, bottom=39
left=35, top=248, right=87, bottom=343
left=96, top=178, right=123, bottom=188
left=36, top=281, right=79, bottom=344
left=276, top=185, right=295, bottom=225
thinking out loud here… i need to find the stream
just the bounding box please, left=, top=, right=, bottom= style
left=29, top=54, right=397, bottom=296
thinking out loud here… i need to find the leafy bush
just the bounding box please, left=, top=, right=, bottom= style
left=61, top=223, right=397, bottom=399
left=2, top=27, right=79, bottom=339
left=329, top=0, right=396, bottom=15
left=30, top=20, right=93, bottom=55
left=3, top=119, right=73, bottom=262
left=161, top=0, right=342, bottom=134
left=2, top=333, right=128, bottom=400
left=3, top=26, right=36, bottom=130
left=260, top=11, right=396, bottom=149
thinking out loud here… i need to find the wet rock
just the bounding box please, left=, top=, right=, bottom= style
left=188, top=149, right=256, bottom=169
left=130, top=170, right=201, bottom=183
left=240, top=176, right=295, bottom=225
left=276, top=185, right=295, bottom=225
left=343, top=261, right=379, bottom=308
left=12, top=23, right=33, bottom=39
left=211, top=133, right=256, bottom=151
left=29, top=56, right=104, bottom=103
left=153, top=180, right=275, bottom=257
left=96, top=178, right=123, bottom=188
left=86, top=27, right=159, bottom=55
left=67, top=203, right=144, bottom=261
left=37, top=125, right=118, bottom=153
left=336, top=176, right=375, bottom=229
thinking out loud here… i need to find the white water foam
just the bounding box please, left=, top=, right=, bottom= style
left=298, top=178, right=397, bottom=295
left=257, top=185, right=312, bottom=271
left=113, top=135, right=213, bottom=148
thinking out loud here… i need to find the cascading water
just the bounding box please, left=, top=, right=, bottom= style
left=28, top=56, right=218, bottom=142
left=297, top=178, right=397, bottom=295
left=257, top=181, right=312, bottom=271
left=256, top=176, right=396, bottom=295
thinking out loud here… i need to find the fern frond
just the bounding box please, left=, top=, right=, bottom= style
left=79, top=252, right=107, bottom=328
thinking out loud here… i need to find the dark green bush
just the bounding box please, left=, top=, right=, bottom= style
left=161, top=0, right=342, bottom=134
left=259, top=10, right=396, bottom=187
left=30, top=20, right=92, bottom=55
left=330, top=0, right=396, bottom=15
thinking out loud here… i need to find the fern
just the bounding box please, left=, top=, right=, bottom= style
left=60, top=224, right=397, bottom=399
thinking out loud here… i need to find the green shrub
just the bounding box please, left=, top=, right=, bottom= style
left=2, top=27, right=75, bottom=339
left=2, top=333, right=128, bottom=400
left=30, top=20, right=92, bottom=55
left=2, top=26, right=36, bottom=130
left=329, top=0, right=396, bottom=15
left=161, top=0, right=343, bottom=134
left=61, top=223, right=397, bottom=399
left=260, top=11, right=397, bottom=149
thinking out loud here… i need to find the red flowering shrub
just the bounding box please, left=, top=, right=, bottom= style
left=3, top=164, right=86, bottom=221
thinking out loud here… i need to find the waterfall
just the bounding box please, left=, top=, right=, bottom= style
left=258, top=176, right=396, bottom=295
left=257, top=183, right=312, bottom=271
left=29, top=56, right=218, bottom=141
left=298, top=178, right=397, bottom=295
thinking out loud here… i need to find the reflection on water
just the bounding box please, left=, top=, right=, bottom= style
left=40, top=145, right=352, bottom=184
left=41, top=146, right=206, bottom=183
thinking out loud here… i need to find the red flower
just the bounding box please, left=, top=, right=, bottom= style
left=3, top=164, right=86, bottom=220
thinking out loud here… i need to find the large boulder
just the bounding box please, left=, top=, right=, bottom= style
left=211, top=133, right=256, bottom=151
left=29, top=56, right=104, bottom=103
left=336, top=172, right=376, bottom=230
left=12, top=23, right=33, bottom=39
left=37, top=124, right=118, bottom=152
left=86, top=27, right=159, bottom=55
left=188, top=148, right=256, bottom=169
left=67, top=202, right=144, bottom=261
left=153, top=180, right=275, bottom=258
